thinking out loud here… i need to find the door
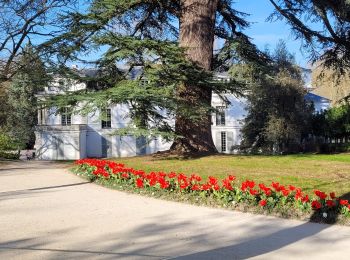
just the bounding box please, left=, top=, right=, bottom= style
left=101, top=136, right=112, bottom=158
left=136, top=136, right=147, bottom=155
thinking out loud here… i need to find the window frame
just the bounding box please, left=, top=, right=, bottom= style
left=216, top=106, right=226, bottom=126
left=101, top=108, right=112, bottom=129
left=221, top=131, right=227, bottom=152
left=61, top=107, right=72, bottom=126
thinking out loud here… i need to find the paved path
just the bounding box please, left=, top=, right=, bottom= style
left=1, top=161, right=350, bottom=260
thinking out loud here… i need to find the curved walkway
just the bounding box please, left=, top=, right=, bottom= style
left=0, top=161, right=350, bottom=259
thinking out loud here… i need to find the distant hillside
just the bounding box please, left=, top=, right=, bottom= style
left=312, top=66, right=350, bottom=105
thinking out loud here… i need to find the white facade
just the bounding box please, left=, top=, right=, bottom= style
left=35, top=91, right=247, bottom=160
left=34, top=72, right=330, bottom=160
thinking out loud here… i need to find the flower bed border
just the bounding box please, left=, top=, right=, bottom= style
left=72, top=158, right=350, bottom=225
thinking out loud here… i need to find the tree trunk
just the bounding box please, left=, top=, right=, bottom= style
left=170, top=0, right=219, bottom=155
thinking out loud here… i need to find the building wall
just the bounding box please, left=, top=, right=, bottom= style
left=211, top=93, right=247, bottom=153
left=35, top=93, right=247, bottom=160
left=35, top=125, right=83, bottom=160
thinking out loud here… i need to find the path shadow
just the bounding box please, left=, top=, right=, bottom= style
left=0, top=182, right=89, bottom=201
left=0, top=207, right=345, bottom=259
left=170, top=222, right=328, bottom=259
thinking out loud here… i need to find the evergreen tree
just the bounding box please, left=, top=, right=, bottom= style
left=0, top=81, right=10, bottom=127
left=7, top=46, right=48, bottom=149
left=238, top=40, right=312, bottom=154
left=43, top=0, right=264, bottom=156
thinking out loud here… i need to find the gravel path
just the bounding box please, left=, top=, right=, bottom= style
left=1, top=161, right=350, bottom=260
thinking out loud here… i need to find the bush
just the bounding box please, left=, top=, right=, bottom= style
left=0, top=130, right=20, bottom=151
left=0, top=151, right=20, bottom=160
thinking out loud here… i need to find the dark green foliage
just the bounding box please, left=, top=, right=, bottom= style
left=7, top=46, right=48, bottom=149
left=238, top=40, right=313, bottom=154
left=0, top=82, right=10, bottom=127
left=42, top=0, right=260, bottom=146
left=0, top=151, right=20, bottom=160
left=0, top=130, right=20, bottom=151
left=311, top=104, right=350, bottom=140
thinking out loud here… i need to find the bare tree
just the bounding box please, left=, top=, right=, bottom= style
left=0, top=0, right=77, bottom=81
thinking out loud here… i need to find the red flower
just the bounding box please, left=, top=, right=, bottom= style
left=159, top=180, right=170, bottom=189
left=121, top=173, right=129, bottom=179
left=136, top=178, right=144, bottom=188
left=228, top=175, right=236, bottom=181
left=222, top=179, right=233, bottom=190
left=294, top=188, right=303, bottom=200
left=311, top=200, right=322, bottom=210
left=301, top=195, right=309, bottom=203
left=201, top=184, right=211, bottom=191
left=282, top=189, right=290, bottom=197
left=326, top=200, right=335, bottom=208
left=179, top=180, right=189, bottom=189
left=191, top=184, right=200, bottom=191
left=330, top=192, right=336, bottom=199
left=314, top=190, right=327, bottom=200
left=246, top=180, right=255, bottom=188
left=241, top=182, right=247, bottom=191
left=213, top=184, right=220, bottom=191
left=168, top=172, right=177, bottom=178
left=272, top=182, right=280, bottom=191
left=190, top=174, right=202, bottom=182
left=264, top=189, right=272, bottom=196
left=208, top=176, right=218, bottom=185
left=288, top=185, right=296, bottom=191
left=259, top=183, right=267, bottom=190
left=271, top=182, right=286, bottom=192
left=259, top=183, right=272, bottom=196
left=259, top=200, right=267, bottom=207
left=241, top=180, right=255, bottom=191
left=149, top=178, right=157, bottom=186
left=339, top=199, right=349, bottom=206
left=249, top=189, right=258, bottom=196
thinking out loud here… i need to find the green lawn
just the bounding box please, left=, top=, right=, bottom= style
left=112, top=154, right=350, bottom=197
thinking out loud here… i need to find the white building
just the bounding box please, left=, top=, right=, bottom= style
left=34, top=71, right=248, bottom=160
left=34, top=70, right=330, bottom=160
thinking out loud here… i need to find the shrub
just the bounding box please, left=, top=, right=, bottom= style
left=0, top=151, right=20, bottom=160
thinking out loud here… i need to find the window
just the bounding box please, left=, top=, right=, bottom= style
left=221, top=132, right=226, bottom=152
left=140, top=78, right=148, bottom=87
left=61, top=107, right=71, bottom=126
left=38, top=105, right=44, bottom=125
left=101, top=108, right=111, bottom=128
left=58, top=79, right=64, bottom=87
left=216, top=106, right=226, bottom=126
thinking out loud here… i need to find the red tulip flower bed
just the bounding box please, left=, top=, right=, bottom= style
left=73, top=158, right=350, bottom=224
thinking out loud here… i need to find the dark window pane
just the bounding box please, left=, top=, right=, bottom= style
left=102, top=108, right=111, bottom=128
left=216, top=106, right=225, bottom=126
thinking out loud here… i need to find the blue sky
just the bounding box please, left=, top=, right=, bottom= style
left=66, top=0, right=312, bottom=69
left=234, top=0, right=310, bottom=68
